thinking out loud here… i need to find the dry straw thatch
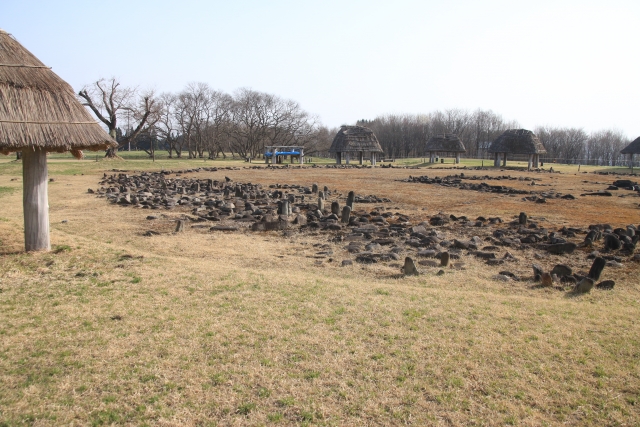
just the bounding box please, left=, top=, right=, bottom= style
left=488, top=129, right=546, bottom=155
left=621, top=136, right=640, bottom=154
left=425, top=133, right=466, bottom=153
left=329, top=125, right=383, bottom=154
left=0, top=29, right=115, bottom=157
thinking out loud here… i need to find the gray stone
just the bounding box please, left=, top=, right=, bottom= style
left=604, top=234, right=622, bottom=250
left=551, top=264, right=572, bottom=277
left=519, top=212, right=527, bottom=225
left=540, top=272, right=553, bottom=287
left=175, top=220, right=185, bottom=232
left=210, top=225, right=239, bottom=231
left=418, top=249, right=438, bottom=258
left=532, top=264, right=544, bottom=282
left=346, top=191, right=355, bottom=210
left=473, top=251, right=496, bottom=259
left=588, top=257, right=606, bottom=281
left=606, top=260, right=623, bottom=268
left=341, top=206, right=351, bottom=224
left=341, top=259, right=353, bottom=266
left=251, top=221, right=289, bottom=231
left=331, top=201, right=340, bottom=215
left=440, top=251, right=450, bottom=267
left=278, top=200, right=290, bottom=216
left=576, top=277, right=594, bottom=293
left=365, top=242, right=383, bottom=251
left=293, top=214, right=307, bottom=225
left=402, top=257, right=419, bottom=276
left=595, top=280, right=615, bottom=290
left=542, top=242, right=577, bottom=255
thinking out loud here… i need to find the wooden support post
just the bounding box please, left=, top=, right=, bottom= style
left=336, top=152, right=341, bottom=165
left=528, top=154, right=533, bottom=170
left=345, top=153, right=350, bottom=165
left=502, top=153, right=507, bottom=167
left=359, top=151, right=363, bottom=165
left=299, top=148, right=304, bottom=165
left=22, top=148, right=50, bottom=251
left=494, top=152, right=500, bottom=167
left=371, top=152, right=376, bottom=166
left=455, top=153, right=461, bottom=164
left=272, top=147, right=277, bottom=164
left=534, top=154, right=539, bottom=168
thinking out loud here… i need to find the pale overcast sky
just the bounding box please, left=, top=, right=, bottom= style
left=2, top=0, right=639, bottom=137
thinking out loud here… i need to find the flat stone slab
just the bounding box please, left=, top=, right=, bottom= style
left=210, top=225, right=239, bottom=231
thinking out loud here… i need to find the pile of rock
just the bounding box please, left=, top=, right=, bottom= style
left=404, top=174, right=576, bottom=201
left=93, top=172, right=638, bottom=293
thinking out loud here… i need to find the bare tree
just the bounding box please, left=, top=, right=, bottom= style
left=78, top=77, right=157, bottom=158
left=155, top=93, right=180, bottom=158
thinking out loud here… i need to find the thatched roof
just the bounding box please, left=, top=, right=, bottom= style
left=488, top=129, right=546, bottom=155
left=425, top=133, right=466, bottom=153
left=329, top=125, right=383, bottom=153
left=0, top=29, right=115, bottom=156
left=621, top=137, right=640, bottom=155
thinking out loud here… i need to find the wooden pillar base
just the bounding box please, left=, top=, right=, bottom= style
left=23, top=148, right=50, bottom=251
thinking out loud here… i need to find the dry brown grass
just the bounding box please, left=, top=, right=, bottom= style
left=1, top=158, right=639, bottom=426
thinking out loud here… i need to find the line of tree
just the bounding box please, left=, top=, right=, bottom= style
left=78, top=78, right=335, bottom=159
left=358, top=109, right=520, bottom=159
left=78, top=78, right=633, bottom=166
left=358, top=109, right=632, bottom=166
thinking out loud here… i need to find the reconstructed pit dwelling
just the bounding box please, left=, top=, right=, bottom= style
left=488, top=129, right=547, bottom=169
left=425, top=133, right=466, bottom=164
left=621, top=136, right=640, bottom=172
left=329, top=125, right=384, bottom=165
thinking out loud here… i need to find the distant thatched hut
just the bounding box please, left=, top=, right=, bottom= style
left=425, top=133, right=466, bottom=164
left=329, top=125, right=383, bottom=165
left=488, top=129, right=546, bottom=168
left=621, top=136, right=640, bottom=171
left=0, top=29, right=115, bottom=251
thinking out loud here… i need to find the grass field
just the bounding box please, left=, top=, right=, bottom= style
left=0, top=153, right=639, bottom=426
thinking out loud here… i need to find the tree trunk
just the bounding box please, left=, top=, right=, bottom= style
left=22, top=148, right=50, bottom=251
left=105, top=128, right=118, bottom=158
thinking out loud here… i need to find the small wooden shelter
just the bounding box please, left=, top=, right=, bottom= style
left=0, top=29, right=115, bottom=251
left=425, top=133, right=466, bottom=164
left=621, top=136, right=640, bottom=172
left=329, top=125, right=383, bottom=165
left=488, top=129, right=546, bottom=169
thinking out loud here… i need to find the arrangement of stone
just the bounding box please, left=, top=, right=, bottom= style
left=93, top=171, right=639, bottom=294
left=404, top=173, right=578, bottom=202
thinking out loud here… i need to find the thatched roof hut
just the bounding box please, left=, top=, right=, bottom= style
left=425, top=134, right=466, bottom=153
left=0, top=29, right=115, bottom=252
left=488, top=129, right=546, bottom=168
left=425, top=133, right=465, bottom=164
left=488, top=129, right=546, bottom=155
left=329, top=125, right=383, bottom=165
left=621, top=137, right=640, bottom=155
left=621, top=136, right=640, bottom=172
left=0, top=30, right=115, bottom=157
